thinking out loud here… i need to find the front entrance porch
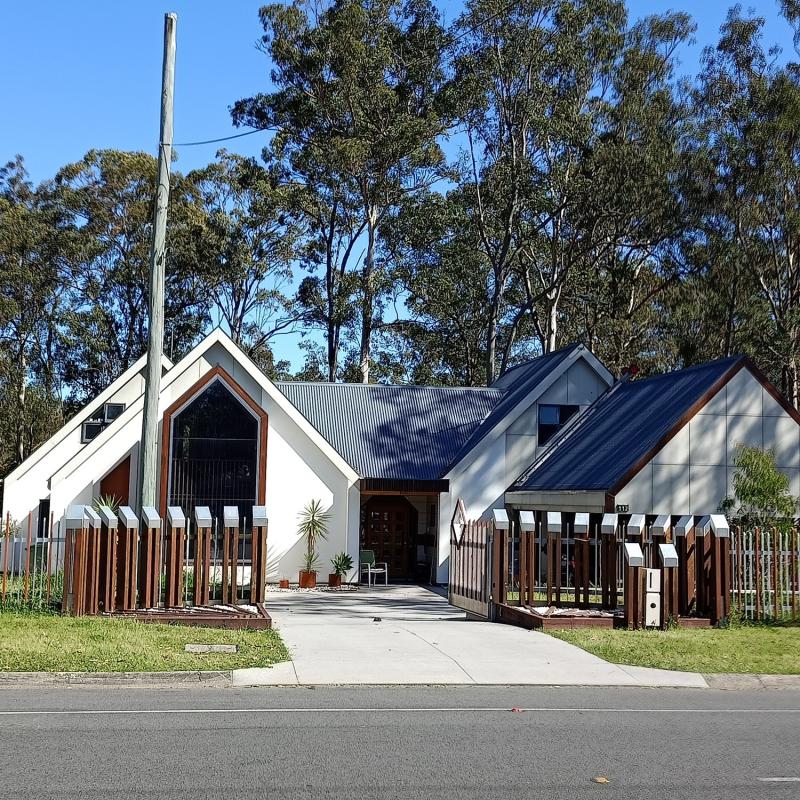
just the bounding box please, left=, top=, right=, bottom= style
left=360, top=492, right=440, bottom=583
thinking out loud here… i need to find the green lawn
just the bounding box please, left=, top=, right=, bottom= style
left=0, top=612, right=289, bottom=672
left=548, top=625, right=800, bottom=675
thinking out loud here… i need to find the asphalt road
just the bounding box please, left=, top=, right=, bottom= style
left=1, top=686, right=799, bottom=799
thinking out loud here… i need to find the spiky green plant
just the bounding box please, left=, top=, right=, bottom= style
left=330, top=552, right=353, bottom=577
left=92, top=494, right=121, bottom=513
left=297, top=499, right=329, bottom=574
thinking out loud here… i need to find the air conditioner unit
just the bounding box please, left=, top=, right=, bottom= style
left=103, top=402, right=126, bottom=422
left=81, top=420, right=105, bottom=443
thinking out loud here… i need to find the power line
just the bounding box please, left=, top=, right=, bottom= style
left=167, top=0, right=522, bottom=149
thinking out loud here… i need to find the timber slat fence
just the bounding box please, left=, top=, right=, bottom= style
left=1, top=508, right=268, bottom=615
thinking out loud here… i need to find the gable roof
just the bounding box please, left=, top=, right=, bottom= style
left=510, top=355, right=747, bottom=494
left=276, top=382, right=503, bottom=480
left=443, top=343, right=612, bottom=473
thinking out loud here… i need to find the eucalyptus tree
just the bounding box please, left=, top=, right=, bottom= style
left=54, top=149, right=212, bottom=401
left=192, top=150, right=299, bottom=374
left=232, top=0, right=451, bottom=382
left=0, top=157, right=75, bottom=471
left=690, top=8, right=800, bottom=405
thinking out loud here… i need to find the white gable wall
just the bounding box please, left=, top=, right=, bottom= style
left=436, top=352, right=613, bottom=582
left=615, top=367, right=800, bottom=514
left=4, top=333, right=360, bottom=583
left=1, top=357, right=164, bottom=542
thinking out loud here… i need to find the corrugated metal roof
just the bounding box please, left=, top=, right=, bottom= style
left=276, top=346, right=581, bottom=481
left=276, top=382, right=503, bottom=480
left=511, top=355, right=745, bottom=493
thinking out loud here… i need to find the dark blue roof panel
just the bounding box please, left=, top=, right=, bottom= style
left=511, top=356, right=745, bottom=493
left=276, top=382, right=503, bottom=480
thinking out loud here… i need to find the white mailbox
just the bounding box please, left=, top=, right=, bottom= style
left=601, top=513, right=618, bottom=535
left=645, top=568, right=661, bottom=593
left=651, top=514, right=671, bottom=537
left=645, top=593, right=661, bottom=627
left=223, top=506, right=240, bottom=528
left=518, top=510, right=536, bottom=532
left=546, top=511, right=562, bottom=536
left=659, top=543, right=679, bottom=568
left=573, top=513, right=590, bottom=536
left=492, top=508, right=510, bottom=530
left=623, top=542, right=644, bottom=567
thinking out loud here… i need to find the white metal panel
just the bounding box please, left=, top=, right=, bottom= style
left=645, top=568, right=661, bottom=592
left=623, top=542, right=644, bottom=566
left=696, top=514, right=712, bottom=536
left=97, top=506, right=117, bottom=528
left=85, top=507, right=101, bottom=529
left=762, top=386, right=788, bottom=416
left=223, top=506, right=239, bottom=528
left=566, top=360, right=607, bottom=405
left=659, top=543, right=679, bottom=568
left=601, top=513, right=618, bottom=535
left=727, top=414, right=763, bottom=452
left=627, top=514, right=646, bottom=536
left=726, top=368, right=761, bottom=416
left=118, top=506, right=138, bottom=529
left=194, top=506, right=212, bottom=527
left=652, top=423, right=690, bottom=465
left=167, top=506, right=186, bottom=528
left=573, top=512, right=590, bottom=535
left=546, top=511, right=562, bottom=534
left=710, top=514, right=730, bottom=538
left=518, top=510, right=536, bottom=532
left=252, top=505, right=268, bottom=528
left=492, top=508, right=510, bottom=530
left=689, top=414, right=727, bottom=465
left=652, top=463, right=691, bottom=513
left=674, top=515, right=693, bottom=536
left=763, top=416, right=800, bottom=469
left=689, top=465, right=727, bottom=515
left=616, top=465, right=653, bottom=513
left=651, top=514, right=671, bottom=537
left=696, top=386, right=726, bottom=415
left=142, top=506, right=161, bottom=529
left=65, top=505, right=86, bottom=528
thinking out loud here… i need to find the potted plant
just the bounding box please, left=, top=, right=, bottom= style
left=297, top=499, right=329, bottom=589
left=328, top=552, right=353, bottom=588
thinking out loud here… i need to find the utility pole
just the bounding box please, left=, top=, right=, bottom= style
left=139, top=12, right=177, bottom=512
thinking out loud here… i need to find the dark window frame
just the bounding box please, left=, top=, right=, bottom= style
left=538, top=403, right=579, bottom=446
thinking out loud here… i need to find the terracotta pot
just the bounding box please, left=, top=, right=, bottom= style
left=298, top=570, right=317, bottom=589
left=279, top=579, right=290, bottom=589
left=328, top=573, right=341, bottom=589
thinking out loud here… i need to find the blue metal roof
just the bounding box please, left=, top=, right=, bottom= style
left=276, top=382, right=503, bottom=480
left=511, top=356, right=745, bottom=493
left=276, top=346, right=580, bottom=481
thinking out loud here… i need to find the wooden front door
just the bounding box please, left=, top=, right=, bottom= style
left=362, top=497, right=417, bottom=582
left=100, top=456, right=131, bottom=505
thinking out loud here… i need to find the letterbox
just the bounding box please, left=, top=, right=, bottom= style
left=645, top=593, right=661, bottom=627
left=645, top=568, right=661, bottom=593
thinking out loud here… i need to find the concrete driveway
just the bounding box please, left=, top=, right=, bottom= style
left=233, top=585, right=707, bottom=688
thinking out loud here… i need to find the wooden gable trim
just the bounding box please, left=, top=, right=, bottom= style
left=158, top=365, right=268, bottom=516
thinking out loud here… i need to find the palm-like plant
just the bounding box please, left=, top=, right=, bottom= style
left=92, top=494, right=121, bottom=513
left=297, top=499, right=330, bottom=574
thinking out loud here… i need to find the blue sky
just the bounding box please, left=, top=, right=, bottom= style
left=1, top=1, right=796, bottom=369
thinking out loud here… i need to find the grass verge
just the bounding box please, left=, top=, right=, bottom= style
left=0, top=612, right=289, bottom=672
left=547, top=624, right=800, bottom=674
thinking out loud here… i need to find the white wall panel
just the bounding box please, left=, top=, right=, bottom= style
left=690, top=464, right=727, bottom=514
left=763, top=416, right=800, bottom=469
left=689, top=414, right=727, bottom=465
left=653, top=423, right=690, bottom=465
left=616, top=465, right=653, bottom=513
left=727, top=369, right=761, bottom=415
left=696, top=386, right=726, bottom=415
left=652, top=463, right=691, bottom=513
left=727, top=414, right=764, bottom=452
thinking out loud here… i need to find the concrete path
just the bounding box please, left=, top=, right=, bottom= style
left=233, top=585, right=707, bottom=688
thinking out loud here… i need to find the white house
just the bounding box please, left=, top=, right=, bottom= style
left=2, top=329, right=798, bottom=585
